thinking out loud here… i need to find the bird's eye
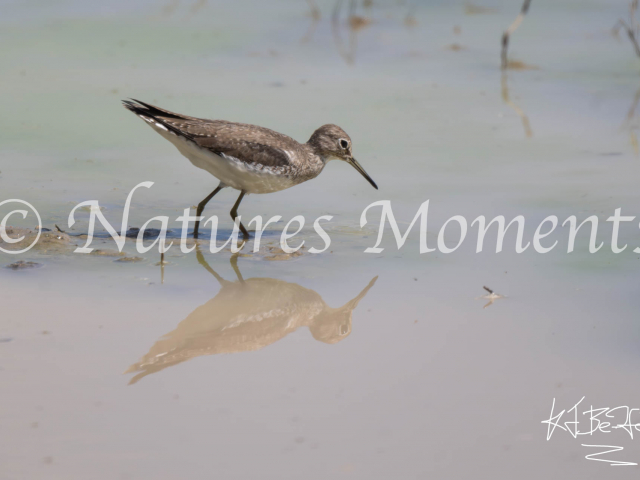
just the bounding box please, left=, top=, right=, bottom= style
left=339, top=139, right=349, bottom=149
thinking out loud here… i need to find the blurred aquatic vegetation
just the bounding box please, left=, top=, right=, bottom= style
left=301, top=0, right=322, bottom=43
left=160, top=0, right=180, bottom=18
left=404, top=14, right=417, bottom=28
left=444, top=23, right=467, bottom=53
left=501, top=0, right=532, bottom=70
left=403, top=2, right=418, bottom=28
left=612, top=0, right=640, bottom=59
left=4, top=261, right=43, bottom=271
left=501, top=72, right=533, bottom=138
left=621, top=86, right=640, bottom=155
left=332, top=0, right=373, bottom=65
left=302, top=0, right=419, bottom=64
left=190, top=0, right=207, bottom=15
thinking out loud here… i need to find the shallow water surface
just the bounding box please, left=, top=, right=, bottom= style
left=2, top=0, right=640, bottom=478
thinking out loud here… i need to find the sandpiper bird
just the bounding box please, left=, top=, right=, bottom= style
left=122, top=99, right=378, bottom=239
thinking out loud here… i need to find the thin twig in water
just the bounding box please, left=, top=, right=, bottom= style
left=501, top=0, right=532, bottom=69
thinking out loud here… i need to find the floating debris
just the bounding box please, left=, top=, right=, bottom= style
left=503, top=60, right=538, bottom=70
left=349, top=15, right=371, bottom=31
left=4, top=261, right=43, bottom=270
left=115, top=256, right=144, bottom=263
left=78, top=204, right=104, bottom=213
left=125, top=227, right=164, bottom=239
left=445, top=43, right=465, bottom=51
left=476, top=286, right=505, bottom=309
left=90, top=249, right=125, bottom=257
left=265, top=254, right=292, bottom=261
left=0, top=227, right=75, bottom=255
left=261, top=244, right=305, bottom=261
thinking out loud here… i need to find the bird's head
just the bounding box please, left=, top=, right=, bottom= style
left=307, top=124, right=378, bottom=190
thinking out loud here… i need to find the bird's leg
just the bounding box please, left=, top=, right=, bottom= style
left=230, top=190, right=250, bottom=240
left=193, top=185, right=223, bottom=239
left=230, top=254, right=246, bottom=284
left=195, top=245, right=228, bottom=287
left=160, top=252, right=165, bottom=284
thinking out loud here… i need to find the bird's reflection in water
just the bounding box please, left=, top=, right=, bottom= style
left=126, top=249, right=377, bottom=384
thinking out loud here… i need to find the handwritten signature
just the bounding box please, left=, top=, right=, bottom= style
left=542, top=397, right=640, bottom=466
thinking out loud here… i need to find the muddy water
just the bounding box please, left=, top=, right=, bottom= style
left=2, top=0, right=640, bottom=478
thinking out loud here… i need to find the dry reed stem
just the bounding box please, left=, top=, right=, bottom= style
left=501, top=0, right=532, bottom=69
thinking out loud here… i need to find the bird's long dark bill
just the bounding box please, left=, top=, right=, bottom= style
left=348, top=157, right=378, bottom=190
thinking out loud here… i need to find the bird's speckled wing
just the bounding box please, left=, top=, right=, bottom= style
left=123, top=99, right=302, bottom=168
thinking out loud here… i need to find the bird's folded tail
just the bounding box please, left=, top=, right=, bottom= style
left=122, top=99, right=196, bottom=141
left=122, top=98, right=188, bottom=119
